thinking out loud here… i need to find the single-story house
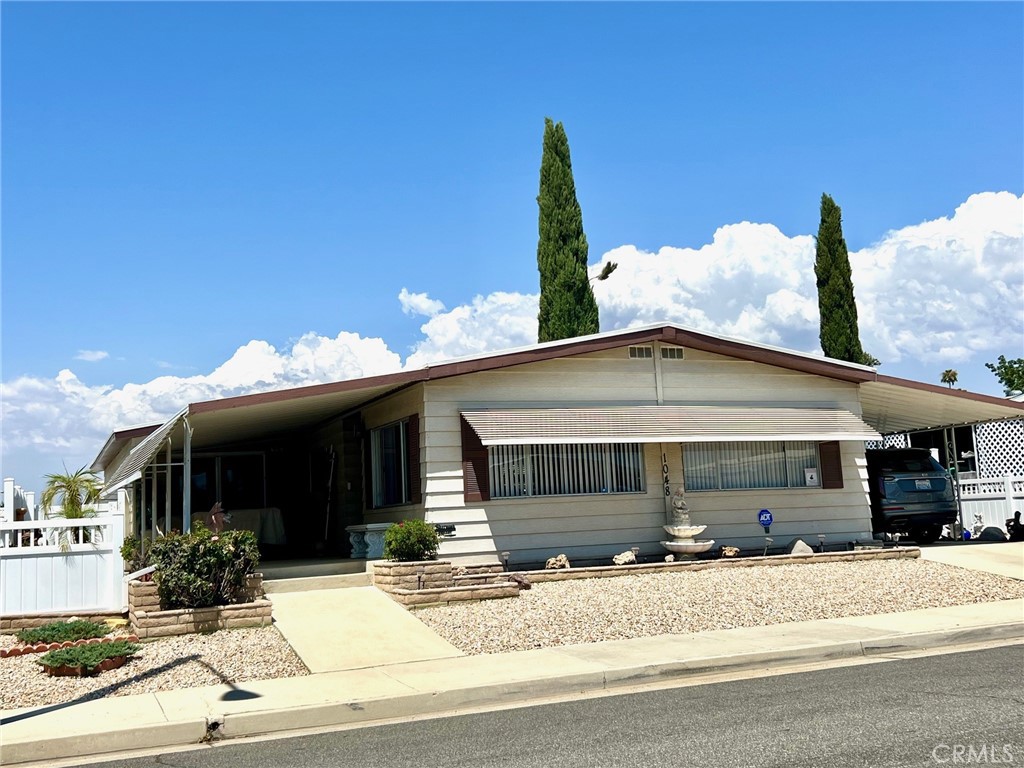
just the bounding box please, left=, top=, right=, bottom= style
left=92, top=323, right=1024, bottom=566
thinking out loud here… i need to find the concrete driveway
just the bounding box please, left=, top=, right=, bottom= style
left=919, top=540, right=1024, bottom=580
left=268, top=586, right=465, bottom=673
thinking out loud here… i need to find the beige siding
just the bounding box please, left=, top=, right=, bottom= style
left=420, top=344, right=873, bottom=565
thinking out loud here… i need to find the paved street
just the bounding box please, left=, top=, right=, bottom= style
left=71, top=644, right=1023, bottom=768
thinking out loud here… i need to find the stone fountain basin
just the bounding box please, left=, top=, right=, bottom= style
left=663, top=524, right=707, bottom=539
left=661, top=539, right=715, bottom=555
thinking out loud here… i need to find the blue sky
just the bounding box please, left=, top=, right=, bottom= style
left=2, top=2, right=1022, bottom=493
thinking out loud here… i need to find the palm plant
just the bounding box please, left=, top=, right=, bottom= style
left=940, top=369, right=958, bottom=389
left=41, top=466, right=102, bottom=550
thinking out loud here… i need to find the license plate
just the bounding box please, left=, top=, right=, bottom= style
left=915, top=479, right=932, bottom=490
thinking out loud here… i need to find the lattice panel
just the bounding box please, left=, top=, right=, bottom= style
left=975, top=418, right=1024, bottom=477
left=865, top=433, right=908, bottom=450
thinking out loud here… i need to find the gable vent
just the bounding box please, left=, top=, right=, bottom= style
left=628, top=345, right=653, bottom=359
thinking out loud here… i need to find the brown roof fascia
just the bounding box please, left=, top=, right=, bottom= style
left=183, top=325, right=880, bottom=417
left=187, top=370, right=428, bottom=415
left=872, top=373, right=1024, bottom=410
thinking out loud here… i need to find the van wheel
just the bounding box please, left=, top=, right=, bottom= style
left=910, top=525, right=940, bottom=545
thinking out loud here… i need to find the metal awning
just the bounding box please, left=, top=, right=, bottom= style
left=100, top=408, right=187, bottom=497
left=460, top=406, right=881, bottom=445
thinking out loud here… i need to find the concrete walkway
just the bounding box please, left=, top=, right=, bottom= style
left=3, top=598, right=1022, bottom=766
left=920, top=541, right=1024, bottom=580
left=267, top=586, right=464, bottom=672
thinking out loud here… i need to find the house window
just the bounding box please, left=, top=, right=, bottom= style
left=628, top=345, right=653, bottom=359
left=488, top=443, right=646, bottom=498
left=683, top=441, right=820, bottom=491
left=371, top=421, right=408, bottom=507
left=661, top=346, right=685, bottom=360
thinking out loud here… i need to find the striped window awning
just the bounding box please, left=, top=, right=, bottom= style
left=460, top=406, right=880, bottom=445
left=100, top=408, right=187, bottom=497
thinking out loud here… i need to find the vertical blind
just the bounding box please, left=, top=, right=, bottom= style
left=489, top=443, right=645, bottom=498
left=684, top=441, right=820, bottom=491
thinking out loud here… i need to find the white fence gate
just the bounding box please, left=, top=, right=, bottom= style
left=0, top=493, right=127, bottom=617
left=958, top=475, right=1024, bottom=532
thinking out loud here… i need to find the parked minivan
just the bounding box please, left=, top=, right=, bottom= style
left=865, top=448, right=958, bottom=544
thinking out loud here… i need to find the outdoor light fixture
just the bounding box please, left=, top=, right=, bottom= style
left=817, top=534, right=827, bottom=552
left=417, top=565, right=425, bottom=590
left=763, top=537, right=773, bottom=557
left=631, top=546, right=640, bottom=562
left=501, top=551, right=510, bottom=571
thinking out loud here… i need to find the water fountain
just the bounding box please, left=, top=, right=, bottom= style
left=661, top=486, right=714, bottom=557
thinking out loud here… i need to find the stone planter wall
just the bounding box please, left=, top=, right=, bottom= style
left=0, top=612, right=124, bottom=633
left=373, top=560, right=455, bottom=592
left=128, top=574, right=271, bottom=639
left=373, top=560, right=520, bottom=607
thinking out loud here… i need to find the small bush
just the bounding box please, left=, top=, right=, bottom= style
left=38, top=640, right=140, bottom=673
left=147, top=524, right=260, bottom=609
left=382, top=520, right=439, bottom=561
left=17, top=619, right=109, bottom=645
left=120, top=536, right=149, bottom=573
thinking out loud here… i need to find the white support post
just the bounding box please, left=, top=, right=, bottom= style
left=183, top=417, right=193, bottom=533
left=112, top=490, right=126, bottom=610
left=25, top=492, right=36, bottom=520
left=1006, top=475, right=1015, bottom=519
left=150, top=466, right=157, bottom=541
left=165, top=441, right=172, bottom=534
left=1, top=478, right=13, bottom=523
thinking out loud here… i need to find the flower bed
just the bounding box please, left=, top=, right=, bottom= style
left=128, top=576, right=271, bottom=638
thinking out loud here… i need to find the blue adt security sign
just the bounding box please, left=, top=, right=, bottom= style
left=758, top=509, right=773, bottom=529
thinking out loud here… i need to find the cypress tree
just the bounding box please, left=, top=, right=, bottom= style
left=814, top=193, right=872, bottom=364
left=536, top=118, right=599, bottom=342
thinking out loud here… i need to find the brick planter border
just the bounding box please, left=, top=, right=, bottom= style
left=128, top=574, right=271, bottom=639
left=1, top=634, right=141, bottom=658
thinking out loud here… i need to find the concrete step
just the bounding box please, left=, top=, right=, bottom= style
left=264, top=573, right=372, bottom=593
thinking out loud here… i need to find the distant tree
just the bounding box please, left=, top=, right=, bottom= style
left=940, top=369, right=958, bottom=388
left=814, top=193, right=876, bottom=366
left=536, top=118, right=600, bottom=343
left=985, top=355, right=1024, bottom=396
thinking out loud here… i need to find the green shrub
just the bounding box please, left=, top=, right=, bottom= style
left=382, top=520, right=439, bottom=561
left=17, top=619, right=109, bottom=645
left=37, top=640, right=140, bottom=673
left=147, top=524, right=260, bottom=609
left=120, top=536, right=149, bottom=573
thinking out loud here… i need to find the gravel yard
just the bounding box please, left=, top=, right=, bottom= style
left=3, top=558, right=1021, bottom=712
left=416, top=558, right=1024, bottom=655
left=0, top=626, right=308, bottom=712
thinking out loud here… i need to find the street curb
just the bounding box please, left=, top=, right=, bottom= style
left=3, top=622, right=1021, bottom=765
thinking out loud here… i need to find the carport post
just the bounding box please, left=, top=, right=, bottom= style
left=183, top=417, right=193, bottom=533
left=946, top=426, right=964, bottom=539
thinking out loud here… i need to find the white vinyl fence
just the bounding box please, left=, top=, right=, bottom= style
left=0, top=493, right=127, bottom=616
left=958, top=475, right=1024, bottom=532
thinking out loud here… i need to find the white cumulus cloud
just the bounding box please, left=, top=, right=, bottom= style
left=398, top=288, right=446, bottom=317
left=74, top=350, right=109, bottom=362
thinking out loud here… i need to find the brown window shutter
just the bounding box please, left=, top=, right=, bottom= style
left=819, top=441, right=844, bottom=489
left=461, top=416, right=490, bottom=502
left=406, top=414, right=421, bottom=504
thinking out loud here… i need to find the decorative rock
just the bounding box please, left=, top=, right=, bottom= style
left=664, top=554, right=675, bottom=562
left=545, top=554, right=571, bottom=570
left=507, top=573, right=532, bottom=590
left=612, top=551, right=636, bottom=566
left=719, top=546, right=740, bottom=558
left=789, top=538, right=814, bottom=555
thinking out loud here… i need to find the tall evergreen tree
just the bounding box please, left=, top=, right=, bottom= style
left=536, top=118, right=599, bottom=342
left=814, top=193, right=873, bottom=364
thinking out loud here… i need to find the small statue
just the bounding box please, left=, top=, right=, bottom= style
left=669, top=486, right=690, bottom=526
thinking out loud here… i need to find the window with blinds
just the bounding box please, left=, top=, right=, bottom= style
left=683, top=441, right=820, bottom=491
left=489, top=443, right=646, bottom=498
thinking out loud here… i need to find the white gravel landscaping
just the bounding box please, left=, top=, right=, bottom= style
left=2, top=558, right=1020, bottom=712
left=415, top=558, right=1024, bottom=655
left=0, top=626, right=308, bottom=712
